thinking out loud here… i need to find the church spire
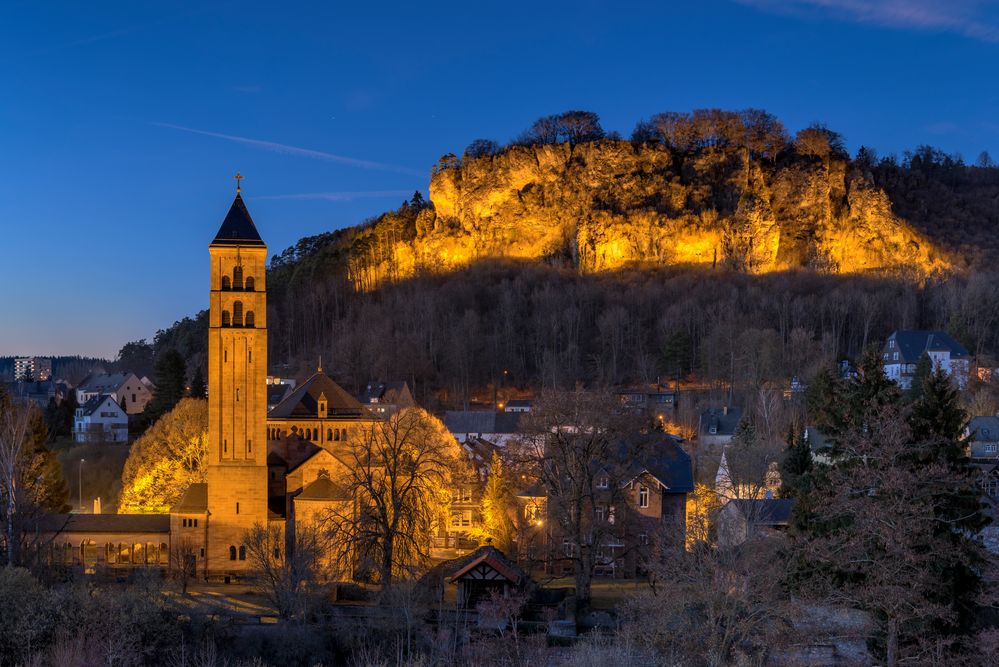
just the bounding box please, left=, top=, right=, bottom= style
left=212, top=175, right=264, bottom=247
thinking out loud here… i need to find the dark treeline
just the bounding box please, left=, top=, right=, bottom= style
left=263, top=262, right=998, bottom=407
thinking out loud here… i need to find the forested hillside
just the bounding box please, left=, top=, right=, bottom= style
left=139, top=110, right=999, bottom=406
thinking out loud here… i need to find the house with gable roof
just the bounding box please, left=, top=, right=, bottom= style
left=73, top=394, right=128, bottom=443
left=883, top=330, right=970, bottom=389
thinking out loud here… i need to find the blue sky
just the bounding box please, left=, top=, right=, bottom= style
left=2, top=0, right=998, bottom=358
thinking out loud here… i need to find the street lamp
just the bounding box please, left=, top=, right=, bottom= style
left=79, top=458, right=85, bottom=512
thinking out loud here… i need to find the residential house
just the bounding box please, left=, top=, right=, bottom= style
left=4, top=379, right=70, bottom=410
left=882, top=330, right=970, bottom=389
left=717, top=498, right=794, bottom=548
left=803, top=426, right=834, bottom=465
left=266, top=376, right=296, bottom=412
left=968, top=416, right=999, bottom=461
left=616, top=387, right=676, bottom=421
left=543, top=433, right=694, bottom=578
left=14, top=357, right=52, bottom=381
left=444, top=410, right=522, bottom=446
left=714, top=447, right=781, bottom=503
left=357, top=380, right=416, bottom=417
left=74, top=395, right=128, bottom=443
left=503, top=399, right=532, bottom=413
left=697, top=406, right=744, bottom=455
left=76, top=372, right=152, bottom=414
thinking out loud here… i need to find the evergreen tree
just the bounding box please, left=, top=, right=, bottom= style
left=908, top=366, right=988, bottom=639
left=790, top=355, right=986, bottom=662
left=779, top=426, right=812, bottom=500
left=146, top=349, right=187, bottom=423
left=475, top=451, right=516, bottom=553
left=907, top=352, right=933, bottom=403
left=189, top=367, right=206, bottom=399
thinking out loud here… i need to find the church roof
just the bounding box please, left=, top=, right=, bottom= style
left=211, top=194, right=265, bottom=247
left=268, top=370, right=366, bottom=419
left=35, top=513, right=171, bottom=534
left=171, top=483, right=208, bottom=513
left=297, top=476, right=351, bottom=501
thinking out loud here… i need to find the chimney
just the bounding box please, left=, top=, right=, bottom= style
left=93, top=497, right=102, bottom=515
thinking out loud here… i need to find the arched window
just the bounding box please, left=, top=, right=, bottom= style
left=233, top=301, right=243, bottom=327
left=133, top=543, right=145, bottom=565
left=245, top=311, right=255, bottom=328
left=333, top=429, right=340, bottom=441
left=159, top=543, right=169, bottom=565
left=233, top=265, right=243, bottom=290
left=229, top=545, right=237, bottom=561
left=222, top=276, right=231, bottom=290
left=105, top=543, right=117, bottom=564
left=238, top=546, right=247, bottom=561
left=245, top=276, right=255, bottom=291
left=222, top=310, right=231, bottom=327
left=340, top=428, right=347, bottom=441
left=327, top=428, right=333, bottom=440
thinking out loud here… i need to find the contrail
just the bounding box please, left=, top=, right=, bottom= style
left=252, top=191, right=415, bottom=202
left=151, top=122, right=425, bottom=177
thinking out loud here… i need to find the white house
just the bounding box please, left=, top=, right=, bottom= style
left=74, top=395, right=128, bottom=443
left=444, top=410, right=522, bottom=446
left=882, top=330, right=970, bottom=389
left=76, top=372, right=153, bottom=415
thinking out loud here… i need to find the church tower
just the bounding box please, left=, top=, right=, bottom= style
left=206, top=176, right=269, bottom=575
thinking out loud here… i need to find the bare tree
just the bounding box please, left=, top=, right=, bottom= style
left=244, top=522, right=324, bottom=619
left=621, top=529, right=791, bottom=666
left=514, top=389, right=638, bottom=606
left=0, top=397, right=31, bottom=566
left=169, top=537, right=198, bottom=595
left=322, top=408, right=458, bottom=589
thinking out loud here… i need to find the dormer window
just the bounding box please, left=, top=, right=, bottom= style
left=318, top=392, right=328, bottom=419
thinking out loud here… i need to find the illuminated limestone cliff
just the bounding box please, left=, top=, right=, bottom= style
left=344, top=140, right=948, bottom=285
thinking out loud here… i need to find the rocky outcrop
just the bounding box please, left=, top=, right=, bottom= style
left=361, top=140, right=948, bottom=283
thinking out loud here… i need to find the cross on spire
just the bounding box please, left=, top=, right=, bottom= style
left=234, top=171, right=244, bottom=194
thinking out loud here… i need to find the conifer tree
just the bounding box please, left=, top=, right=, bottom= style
left=779, top=426, right=812, bottom=500
left=476, top=451, right=516, bottom=553
left=908, top=365, right=988, bottom=639
left=907, top=352, right=933, bottom=403
left=189, top=367, right=207, bottom=400
left=145, top=349, right=187, bottom=423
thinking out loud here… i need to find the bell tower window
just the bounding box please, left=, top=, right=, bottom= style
left=245, top=276, right=255, bottom=291
left=245, top=311, right=255, bottom=328
left=222, top=311, right=231, bottom=327
left=221, top=276, right=231, bottom=290
left=233, top=301, right=243, bottom=327
left=233, top=265, right=243, bottom=290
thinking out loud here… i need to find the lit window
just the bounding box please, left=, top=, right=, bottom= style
left=596, top=476, right=609, bottom=489
left=639, top=486, right=649, bottom=508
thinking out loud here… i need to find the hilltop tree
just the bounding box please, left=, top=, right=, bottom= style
left=518, top=110, right=604, bottom=146
left=119, top=398, right=208, bottom=513
left=464, top=139, right=500, bottom=160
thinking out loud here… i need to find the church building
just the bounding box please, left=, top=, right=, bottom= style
left=38, top=185, right=381, bottom=579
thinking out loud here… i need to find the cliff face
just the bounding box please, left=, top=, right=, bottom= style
left=357, top=141, right=948, bottom=283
